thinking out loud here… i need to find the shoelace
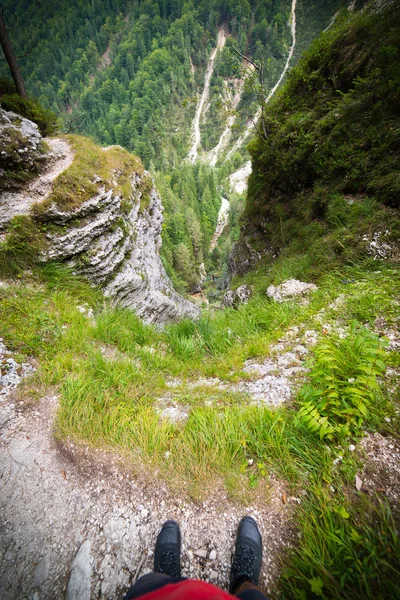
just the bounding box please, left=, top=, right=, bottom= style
left=158, top=550, right=180, bottom=577
left=231, top=544, right=255, bottom=578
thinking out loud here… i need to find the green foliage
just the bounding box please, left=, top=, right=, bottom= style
left=241, top=2, right=400, bottom=276
left=0, top=258, right=398, bottom=596
left=0, top=0, right=343, bottom=290
left=155, top=162, right=222, bottom=292
left=0, top=215, right=47, bottom=276
left=0, top=1, right=306, bottom=169
left=298, top=324, right=388, bottom=440
left=0, top=79, right=58, bottom=135
left=281, top=493, right=400, bottom=600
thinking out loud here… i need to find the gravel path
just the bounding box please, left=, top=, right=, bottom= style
left=0, top=138, right=74, bottom=231
left=0, top=359, right=293, bottom=600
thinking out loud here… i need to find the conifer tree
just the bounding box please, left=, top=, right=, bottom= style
left=0, top=7, right=27, bottom=98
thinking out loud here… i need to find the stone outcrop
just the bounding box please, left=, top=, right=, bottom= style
left=0, top=109, right=47, bottom=190
left=229, top=238, right=262, bottom=276
left=41, top=174, right=200, bottom=324
left=0, top=109, right=200, bottom=325
left=222, top=284, right=252, bottom=308
left=266, top=279, right=318, bottom=303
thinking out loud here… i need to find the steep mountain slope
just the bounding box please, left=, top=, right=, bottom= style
left=0, top=0, right=298, bottom=168
left=0, top=108, right=199, bottom=324
left=232, top=0, right=399, bottom=278
left=0, top=1, right=345, bottom=293
left=0, top=3, right=399, bottom=600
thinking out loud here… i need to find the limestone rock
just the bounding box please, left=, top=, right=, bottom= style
left=34, top=555, right=50, bottom=588
left=65, top=540, right=91, bottom=600
left=222, top=284, right=252, bottom=308
left=0, top=110, right=200, bottom=325
left=40, top=171, right=200, bottom=325
left=266, top=279, right=318, bottom=303
left=229, top=239, right=262, bottom=276
left=0, top=109, right=46, bottom=190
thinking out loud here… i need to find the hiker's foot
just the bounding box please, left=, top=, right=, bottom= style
left=154, top=520, right=181, bottom=578
left=230, top=516, right=262, bottom=593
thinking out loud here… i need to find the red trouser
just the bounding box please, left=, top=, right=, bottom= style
left=123, top=573, right=268, bottom=600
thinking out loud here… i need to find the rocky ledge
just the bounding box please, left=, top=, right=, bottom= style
left=0, top=109, right=47, bottom=190
left=0, top=109, right=200, bottom=325
left=43, top=175, right=200, bottom=324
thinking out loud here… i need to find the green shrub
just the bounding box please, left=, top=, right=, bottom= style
left=0, top=215, right=47, bottom=276
left=298, top=323, right=387, bottom=440
left=0, top=78, right=58, bottom=135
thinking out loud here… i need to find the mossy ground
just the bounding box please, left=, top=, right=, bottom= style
left=0, top=248, right=398, bottom=598
left=0, top=134, right=151, bottom=276
left=31, top=134, right=145, bottom=214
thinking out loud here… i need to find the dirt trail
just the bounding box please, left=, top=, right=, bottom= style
left=0, top=365, right=292, bottom=600
left=0, top=138, right=74, bottom=232
left=188, top=30, right=226, bottom=163
left=225, top=0, right=297, bottom=162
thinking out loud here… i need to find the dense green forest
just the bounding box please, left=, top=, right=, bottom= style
left=0, top=0, right=343, bottom=293
left=1, top=0, right=297, bottom=165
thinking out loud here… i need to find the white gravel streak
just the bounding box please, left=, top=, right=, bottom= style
left=225, top=0, right=297, bottom=161
left=210, top=197, right=230, bottom=251
left=188, top=30, right=226, bottom=163
left=207, top=65, right=254, bottom=166
left=228, top=161, right=252, bottom=195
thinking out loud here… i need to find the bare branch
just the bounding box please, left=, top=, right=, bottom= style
left=62, top=113, right=86, bottom=133
left=0, top=43, right=35, bottom=61
left=231, top=45, right=260, bottom=73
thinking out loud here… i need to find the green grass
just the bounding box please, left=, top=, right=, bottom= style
left=1, top=256, right=398, bottom=598
left=31, top=134, right=145, bottom=215
left=0, top=77, right=58, bottom=136
left=281, top=491, right=400, bottom=600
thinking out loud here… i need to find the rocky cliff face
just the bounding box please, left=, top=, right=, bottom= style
left=0, top=109, right=47, bottom=191
left=42, top=173, right=200, bottom=324
left=0, top=109, right=200, bottom=324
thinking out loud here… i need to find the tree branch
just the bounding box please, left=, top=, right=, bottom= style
left=0, top=43, right=35, bottom=61
left=231, top=46, right=260, bottom=73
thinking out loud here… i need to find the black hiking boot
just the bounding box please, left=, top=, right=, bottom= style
left=229, top=516, right=262, bottom=594
left=154, top=520, right=181, bottom=578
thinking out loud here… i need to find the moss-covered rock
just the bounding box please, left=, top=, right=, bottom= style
left=0, top=109, right=48, bottom=190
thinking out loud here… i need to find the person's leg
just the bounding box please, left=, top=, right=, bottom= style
left=229, top=517, right=268, bottom=600
left=123, top=573, right=183, bottom=600
left=124, top=521, right=183, bottom=600
left=233, top=578, right=269, bottom=600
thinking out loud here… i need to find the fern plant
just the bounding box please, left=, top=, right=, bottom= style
left=298, top=323, right=387, bottom=439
